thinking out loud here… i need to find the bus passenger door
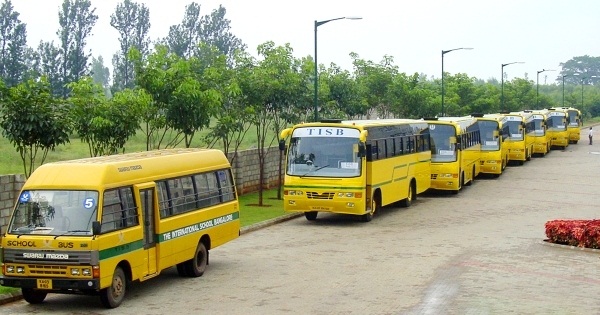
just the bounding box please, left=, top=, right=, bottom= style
left=139, top=187, right=157, bottom=275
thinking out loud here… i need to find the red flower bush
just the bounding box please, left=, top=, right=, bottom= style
left=545, top=219, right=600, bottom=249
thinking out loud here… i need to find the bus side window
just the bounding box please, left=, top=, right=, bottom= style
left=206, top=173, right=221, bottom=205
left=218, top=170, right=236, bottom=202
left=194, top=173, right=211, bottom=208
left=157, top=181, right=170, bottom=218
left=101, top=187, right=137, bottom=233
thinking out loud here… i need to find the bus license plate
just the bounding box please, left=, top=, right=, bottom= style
left=37, top=279, right=52, bottom=289
left=310, top=206, right=331, bottom=211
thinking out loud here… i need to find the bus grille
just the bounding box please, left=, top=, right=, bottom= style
left=28, top=264, right=68, bottom=276
left=431, top=174, right=438, bottom=179
left=307, top=192, right=334, bottom=200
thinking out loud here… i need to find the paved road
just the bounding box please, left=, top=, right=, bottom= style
left=4, top=130, right=600, bottom=314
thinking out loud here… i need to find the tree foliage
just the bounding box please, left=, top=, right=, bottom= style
left=0, top=0, right=27, bottom=87
left=0, top=77, right=71, bottom=176
left=131, top=44, right=221, bottom=149
left=110, top=0, right=150, bottom=93
left=57, top=0, right=98, bottom=97
left=68, top=77, right=141, bottom=156
left=90, top=55, right=110, bottom=96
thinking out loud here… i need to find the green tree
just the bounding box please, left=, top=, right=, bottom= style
left=36, top=41, right=62, bottom=96
left=131, top=45, right=220, bottom=149
left=201, top=46, right=249, bottom=162
left=0, top=0, right=27, bottom=87
left=110, top=0, right=150, bottom=92
left=164, top=2, right=201, bottom=58
left=68, top=77, right=142, bottom=156
left=236, top=42, right=300, bottom=205
left=352, top=54, right=397, bottom=119
left=559, top=55, right=600, bottom=85
left=90, top=55, right=110, bottom=97
left=198, top=5, right=246, bottom=65
left=0, top=77, right=71, bottom=176
left=57, top=0, right=98, bottom=97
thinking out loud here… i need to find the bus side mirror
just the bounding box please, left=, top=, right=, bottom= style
left=357, top=143, right=366, bottom=157
left=493, top=130, right=499, bottom=138
left=278, top=140, right=286, bottom=151
left=92, top=221, right=101, bottom=235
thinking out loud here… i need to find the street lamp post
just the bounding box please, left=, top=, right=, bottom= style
left=500, top=61, right=524, bottom=112
left=441, top=47, right=473, bottom=117
left=314, top=16, right=362, bottom=122
left=562, top=74, right=569, bottom=107
left=536, top=69, right=554, bottom=107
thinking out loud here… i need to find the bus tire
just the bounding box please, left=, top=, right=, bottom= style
left=362, top=195, right=380, bottom=222
left=399, top=182, right=414, bottom=208
left=466, top=166, right=475, bottom=186
left=22, top=288, right=47, bottom=304
left=185, top=241, right=208, bottom=277
left=304, top=211, right=318, bottom=221
left=100, top=266, right=127, bottom=308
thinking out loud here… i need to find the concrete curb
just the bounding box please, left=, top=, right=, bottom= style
left=0, top=291, right=22, bottom=305
left=540, top=239, right=600, bottom=254
left=240, top=213, right=302, bottom=235
left=0, top=212, right=303, bottom=305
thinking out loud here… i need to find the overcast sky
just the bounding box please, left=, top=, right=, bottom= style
left=11, top=0, right=600, bottom=84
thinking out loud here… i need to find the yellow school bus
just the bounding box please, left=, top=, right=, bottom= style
left=472, top=113, right=510, bottom=177
left=501, top=111, right=536, bottom=165
left=527, top=109, right=552, bottom=156
left=546, top=107, right=570, bottom=149
left=423, top=116, right=481, bottom=193
left=279, top=119, right=431, bottom=222
left=0, top=148, right=240, bottom=308
left=558, top=107, right=583, bottom=144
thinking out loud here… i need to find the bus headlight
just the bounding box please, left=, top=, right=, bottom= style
left=338, top=192, right=356, bottom=198
left=16, top=266, right=25, bottom=274
left=346, top=202, right=355, bottom=208
left=82, top=268, right=92, bottom=276
left=6, top=265, right=15, bottom=273
left=286, top=190, right=303, bottom=196
left=71, top=268, right=80, bottom=276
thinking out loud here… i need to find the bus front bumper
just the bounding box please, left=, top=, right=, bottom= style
left=0, top=275, right=100, bottom=291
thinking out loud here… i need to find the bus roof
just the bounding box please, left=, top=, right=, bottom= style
left=24, top=148, right=230, bottom=190
left=425, top=116, right=478, bottom=132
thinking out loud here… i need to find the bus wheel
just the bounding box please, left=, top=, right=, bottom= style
left=399, top=183, right=413, bottom=207
left=362, top=197, right=379, bottom=222
left=185, top=241, right=208, bottom=277
left=304, top=211, right=318, bottom=221
left=22, top=288, right=47, bottom=304
left=100, top=266, right=126, bottom=308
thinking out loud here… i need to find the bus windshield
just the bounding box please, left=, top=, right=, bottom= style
left=429, top=124, right=457, bottom=162
left=567, top=111, right=578, bottom=126
left=8, top=190, right=98, bottom=236
left=532, top=117, right=545, bottom=136
left=286, top=129, right=362, bottom=178
left=478, top=120, right=500, bottom=151
left=547, top=115, right=566, bottom=131
left=505, top=120, right=523, bottom=140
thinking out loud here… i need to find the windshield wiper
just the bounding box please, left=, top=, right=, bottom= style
left=54, top=230, right=91, bottom=239
left=301, top=165, right=329, bottom=177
